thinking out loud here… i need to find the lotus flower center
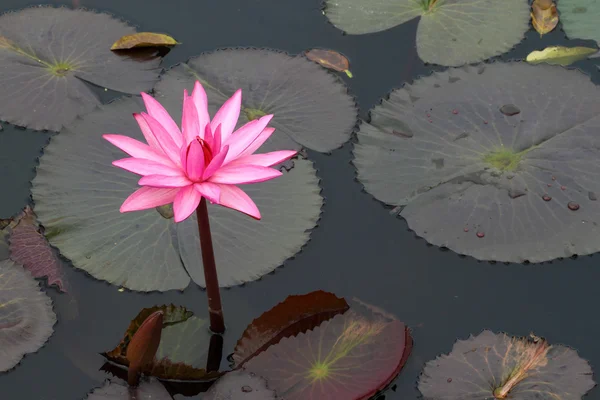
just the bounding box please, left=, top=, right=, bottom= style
left=196, top=137, right=213, bottom=164
left=309, top=362, right=329, bottom=381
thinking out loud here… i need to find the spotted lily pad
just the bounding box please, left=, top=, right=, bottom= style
left=0, top=259, right=57, bottom=371
left=204, top=370, right=276, bottom=400
left=86, top=378, right=172, bottom=399
left=0, top=6, right=161, bottom=131
left=154, top=48, right=357, bottom=152
left=103, top=305, right=219, bottom=381
left=323, top=0, right=529, bottom=66
left=244, top=300, right=412, bottom=400
left=31, top=95, right=323, bottom=291
left=353, top=62, right=600, bottom=263
left=1, top=206, right=66, bottom=291
left=560, top=0, right=600, bottom=45
left=418, top=330, right=595, bottom=399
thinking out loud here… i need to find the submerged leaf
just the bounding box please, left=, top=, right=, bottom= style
left=526, top=46, right=598, bottom=66
left=155, top=48, right=357, bottom=153
left=531, top=0, right=558, bottom=36
left=353, top=62, right=600, bottom=263
left=233, top=290, right=350, bottom=367
left=103, top=305, right=219, bottom=381
left=0, top=260, right=56, bottom=371
left=0, top=7, right=161, bottom=131
left=244, top=299, right=412, bottom=400
left=111, top=32, right=179, bottom=50
left=204, top=370, right=276, bottom=399
left=86, top=378, right=172, bottom=399
left=127, top=311, right=164, bottom=386
left=323, top=0, right=529, bottom=66
left=1, top=206, right=66, bottom=291
left=418, top=330, right=595, bottom=400
left=560, top=0, right=600, bottom=45
left=31, top=95, right=323, bottom=291
left=305, top=48, right=353, bottom=77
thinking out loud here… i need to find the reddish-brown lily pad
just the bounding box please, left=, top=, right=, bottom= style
left=103, top=305, right=220, bottom=381
left=244, top=299, right=412, bottom=400
left=1, top=206, right=66, bottom=291
left=233, top=290, right=349, bottom=367
left=418, top=330, right=595, bottom=400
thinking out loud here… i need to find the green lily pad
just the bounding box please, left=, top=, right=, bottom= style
left=0, top=259, right=56, bottom=371
left=244, top=300, right=412, bottom=400
left=31, top=95, right=323, bottom=292
left=0, top=6, right=161, bottom=131
left=86, top=378, right=172, bottom=399
left=418, top=330, right=595, bottom=400
left=154, top=48, right=357, bottom=152
left=323, top=0, right=529, bottom=66
left=353, top=62, right=600, bottom=263
left=560, top=0, right=600, bottom=45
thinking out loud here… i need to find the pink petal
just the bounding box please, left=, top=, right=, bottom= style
left=113, top=158, right=184, bottom=176
left=133, top=113, right=162, bottom=152
left=203, top=145, right=230, bottom=180
left=103, top=134, right=173, bottom=165
left=185, top=140, right=205, bottom=181
left=203, top=124, right=213, bottom=145
left=141, top=92, right=183, bottom=148
left=223, top=115, right=274, bottom=164
left=140, top=113, right=182, bottom=167
left=182, top=92, right=200, bottom=145
left=138, top=174, right=192, bottom=188
left=212, top=124, right=222, bottom=154
left=120, top=187, right=179, bottom=212
left=208, top=164, right=282, bottom=185
left=226, top=150, right=297, bottom=167
left=194, top=182, right=221, bottom=204
left=173, top=185, right=202, bottom=223
left=237, top=127, right=276, bottom=158
left=192, top=81, right=210, bottom=135
left=211, top=89, right=242, bottom=144
left=216, top=184, right=261, bottom=219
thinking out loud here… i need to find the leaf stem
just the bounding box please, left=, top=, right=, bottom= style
left=196, top=198, right=226, bottom=334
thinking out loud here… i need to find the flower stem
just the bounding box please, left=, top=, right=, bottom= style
left=196, top=198, right=226, bottom=334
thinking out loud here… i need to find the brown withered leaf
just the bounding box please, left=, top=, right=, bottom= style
left=111, top=32, right=179, bottom=50
left=127, top=311, right=164, bottom=386
left=305, top=49, right=353, bottom=77
left=531, top=0, right=558, bottom=36
left=232, top=290, right=349, bottom=367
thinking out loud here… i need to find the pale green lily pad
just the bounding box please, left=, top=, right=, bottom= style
left=353, top=62, right=600, bottom=263
left=323, top=0, right=529, bottom=66
left=31, top=96, right=323, bottom=292
left=560, top=0, right=600, bottom=45
left=0, top=6, right=161, bottom=131
left=154, top=48, right=358, bottom=152
left=0, top=259, right=57, bottom=371
left=85, top=378, right=172, bottom=399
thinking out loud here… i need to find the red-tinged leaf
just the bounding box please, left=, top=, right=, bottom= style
left=418, top=330, right=595, bottom=400
left=232, top=290, right=349, bottom=367
left=1, top=206, right=66, bottom=291
left=127, top=311, right=164, bottom=386
left=305, top=48, right=353, bottom=77
left=103, top=305, right=220, bottom=382
left=244, top=299, right=412, bottom=400
left=111, top=32, right=179, bottom=50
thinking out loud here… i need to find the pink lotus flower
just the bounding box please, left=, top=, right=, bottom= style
left=103, top=82, right=297, bottom=223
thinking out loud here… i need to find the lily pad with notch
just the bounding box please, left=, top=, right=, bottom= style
left=244, top=298, right=412, bottom=400
left=0, top=6, right=161, bottom=131
left=418, top=330, right=595, bottom=400
left=103, top=305, right=220, bottom=381
left=154, top=48, right=358, bottom=153
left=0, top=259, right=57, bottom=371
left=323, top=0, right=529, bottom=66
left=353, top=62, right=600, bottom=263
left=30, top=95, right=323, bottom=291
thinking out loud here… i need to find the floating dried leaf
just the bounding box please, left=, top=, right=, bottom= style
left=111, top=32, right=179, bottom=50
left=531, top=0, right=558, bottom=36
left=526, top=46, right=598, bottom=66
left=305, top=48, right=353, bottom=77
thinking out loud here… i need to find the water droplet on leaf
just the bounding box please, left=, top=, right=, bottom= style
left=476, top=232, right=485, bottom=238
left=542, top=194, right=552, bottom=201
left=463, top=227, right=469, bottom=232
left=499, top=104, right=521, bottom=116
left=568, top=202, right=580, bottom=211
left=452, top=109, right=459, bottom=115
left=241, top=385, right=253, bottom=393
left=589, top=192, right=597, bottom=201
left=561, top=186, right=566, bottom=190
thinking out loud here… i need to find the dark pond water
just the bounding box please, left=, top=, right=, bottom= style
left=2, top=0, right=600, bottom=399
